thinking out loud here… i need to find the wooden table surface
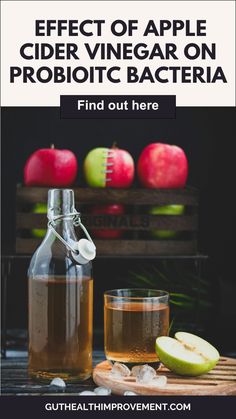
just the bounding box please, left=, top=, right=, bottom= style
left=1, top=350, right=105, bottom=395
left=2, top=350, right=236, bottom=396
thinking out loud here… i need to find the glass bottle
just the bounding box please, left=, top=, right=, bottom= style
left=28, top=189, right=96, bottom=382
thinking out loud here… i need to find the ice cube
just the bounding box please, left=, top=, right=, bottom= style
left=110, top=362, right=131, bottom=378
left=136, top=365, right=157, bottom=383
left=94, top=386, right=112, bottom=395
left=49, top=377, right=66, bottom=388
left=131, top=365, right=143, bottom=377
left=152, top=375, right=167, bottom=388
left=78, top=391, right=96, bottom=396
left=124, top=391, right=137, bottom=396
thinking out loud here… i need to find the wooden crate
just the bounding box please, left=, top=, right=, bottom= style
left=16, top=186, right=199, bottom=257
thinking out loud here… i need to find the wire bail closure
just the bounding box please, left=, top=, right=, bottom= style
left=47, top=211, right=96, bottom=263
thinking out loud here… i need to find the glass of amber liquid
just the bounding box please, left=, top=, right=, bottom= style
left=104, top=289, right=169, bottom=367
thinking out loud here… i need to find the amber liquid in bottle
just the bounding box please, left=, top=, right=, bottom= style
left=29, top=276, right=93, bottom=381
left=28, top=189, right=94, bottom=382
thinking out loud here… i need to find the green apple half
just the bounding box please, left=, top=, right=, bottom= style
left=83, top=147, right=107, bottom=187
left=155, top=332, right=220, bottom=376
left=149, top=205, right=184, bottom=239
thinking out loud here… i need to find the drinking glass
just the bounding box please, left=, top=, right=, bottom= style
left=104, top=288, right=169, bottom=367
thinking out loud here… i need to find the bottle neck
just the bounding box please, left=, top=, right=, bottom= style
left=52, top=218, right=77, bottom=242
left=47, top=189, right=78, bottom=242
left=48, top=189, right=75, bottom=219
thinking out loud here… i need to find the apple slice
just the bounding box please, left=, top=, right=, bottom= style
left=155, top=332, right=219, bottom=376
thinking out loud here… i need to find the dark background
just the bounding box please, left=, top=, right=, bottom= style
left=1, top=107, right=236, bottom=353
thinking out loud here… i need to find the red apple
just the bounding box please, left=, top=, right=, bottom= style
left=90, top=204, right=125, bottom=239
left=24, top=145, right=78, bottom=187
left=84, top=145, right=134, bottom=188
left=137, top=143, right=188, bottom=188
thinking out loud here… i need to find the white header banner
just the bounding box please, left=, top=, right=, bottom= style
left=1, top=0, right=235, bottom=106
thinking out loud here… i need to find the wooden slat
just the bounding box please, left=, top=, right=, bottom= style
left=16, top=213, right=198, bottom=231
left=16, top=186, right=199, bottom=206
left=96, top=239, right=198, bottom=255
left=158, top=372, right=236, bottom=381
left=217, top=358, right=236, bottom=365
left=121, top=374, right=231, bottom=385
left=16, top=238, right=198, bottom=256
left=16, top=213, right=47, bottom=229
